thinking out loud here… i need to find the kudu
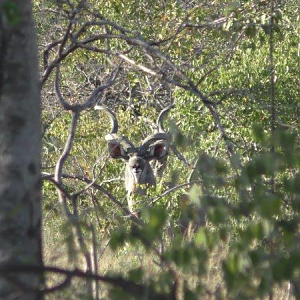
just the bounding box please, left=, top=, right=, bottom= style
left=96, top=104, right=174, bottom=213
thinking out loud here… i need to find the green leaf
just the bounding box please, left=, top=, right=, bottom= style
left=142, top=207, right=167, bottom=232
left=188, top=185, right=202, bottom=206
left=110, top=228, right=127, bottom=250
left=128, top=267, right=144, bottom=283
left=195, top=227, right=207, bottom=247
left=258, top=195, right=281, bottom=219
left=208, top=205, right=229, bottom=225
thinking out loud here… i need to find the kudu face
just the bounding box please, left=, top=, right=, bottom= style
left=125, top=154, right=155, bottom=191
left=96, top=105, right=174, bottom=212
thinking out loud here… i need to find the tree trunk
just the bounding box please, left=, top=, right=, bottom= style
left=0, top=1, right=43, bottom=299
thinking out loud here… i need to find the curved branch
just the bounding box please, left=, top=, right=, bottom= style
left=44, top=275, right=72, bottom=294
left=54, top=111, right=79, bottom=185
left=54, top=65, right=120, bottom=111
left=0, top=265, right=174, bottom=300
left=54, top=65, right=74, bottom=110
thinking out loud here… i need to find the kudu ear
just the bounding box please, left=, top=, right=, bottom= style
left=107, top=140, right=123, bottom=159
left=107, top=138, right=131, bottom=160
left=148, top=141, right=169, bottom=159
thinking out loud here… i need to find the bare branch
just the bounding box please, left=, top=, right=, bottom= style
left=0, top=265, right=174, bottom=300
left=57, top=14, right=74, bottom=58
left=54, top=111, right=79, bottom=184
left=44, top=275, right=72, bottom=294
left=71, top=175, right=99, bottom=198
left=185, top=16, right=228, bottom=29
left=90, top=225, right=100, bottom=300
left=68, top=40, right=114, bottom=55
left=55, top=64, right=120, bottom=112
left=41, top=44, right=78, bottom=84
left=170, top=145, right=192, bottom=169
left=150, top=180, right=203, bottom=206
left=43, top=39, right=62, bottom=71
left=80, top=65, right=121, bottom=110
left=54, top=65, right=75, bottom=110
left=118, top=54, right=159, bottom=76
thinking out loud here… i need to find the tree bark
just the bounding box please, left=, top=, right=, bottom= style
left=0, top=1, right=43, bottom=299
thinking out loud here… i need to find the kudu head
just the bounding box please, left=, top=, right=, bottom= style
left=96, top=104, right=174, bottom=212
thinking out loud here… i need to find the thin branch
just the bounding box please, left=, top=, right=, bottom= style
left=57, top=13, right=74, bottom=58
left=150, top=180, right=203, bottom=206
left=213, top=134, right=223, bottom=156
left=71, top=175, right=99, bottom=198
left=118, top=54, right=158, bottom=76
left=54, top=111, right=79, bottom=184
left=0, top=265, right=173, bottom=300
left=68, top=40, right=114, bottom=55
left=184, top=17, right=228, bottom=29
left=43, top=38, right=62, bottom=71
left=44, top=275, right=72, bottom=294
left=91, top=225, right=100, bottom=300
left=41, top=43, right=78, bottom=85
left=209, top=88, right=250, bottom=104
left=207, top=104, right=235, bottom=158
left=54, top=65, right=75, bottom=110
left=170, top=145, right=192, bottom=169
left=80, top=65, right=121, bottom=110
left=85, top=17, right=133, bottom=35
left=50, top=108, right=94, bottom=288
left=269, top=0, right=276, bottom=193
left=45, top=177, right=72, bottom=199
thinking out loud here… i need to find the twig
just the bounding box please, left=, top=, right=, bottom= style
left=170, top=145, right=192, bottom=169
left=118, top=54, right=158, bottom=76
left=150, top=180, right=203, bottom=206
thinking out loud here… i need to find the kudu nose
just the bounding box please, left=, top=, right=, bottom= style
left=133, top=164, right=141, bottom=170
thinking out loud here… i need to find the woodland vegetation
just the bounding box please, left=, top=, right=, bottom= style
left=1, top=0, right=300, bottom=299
